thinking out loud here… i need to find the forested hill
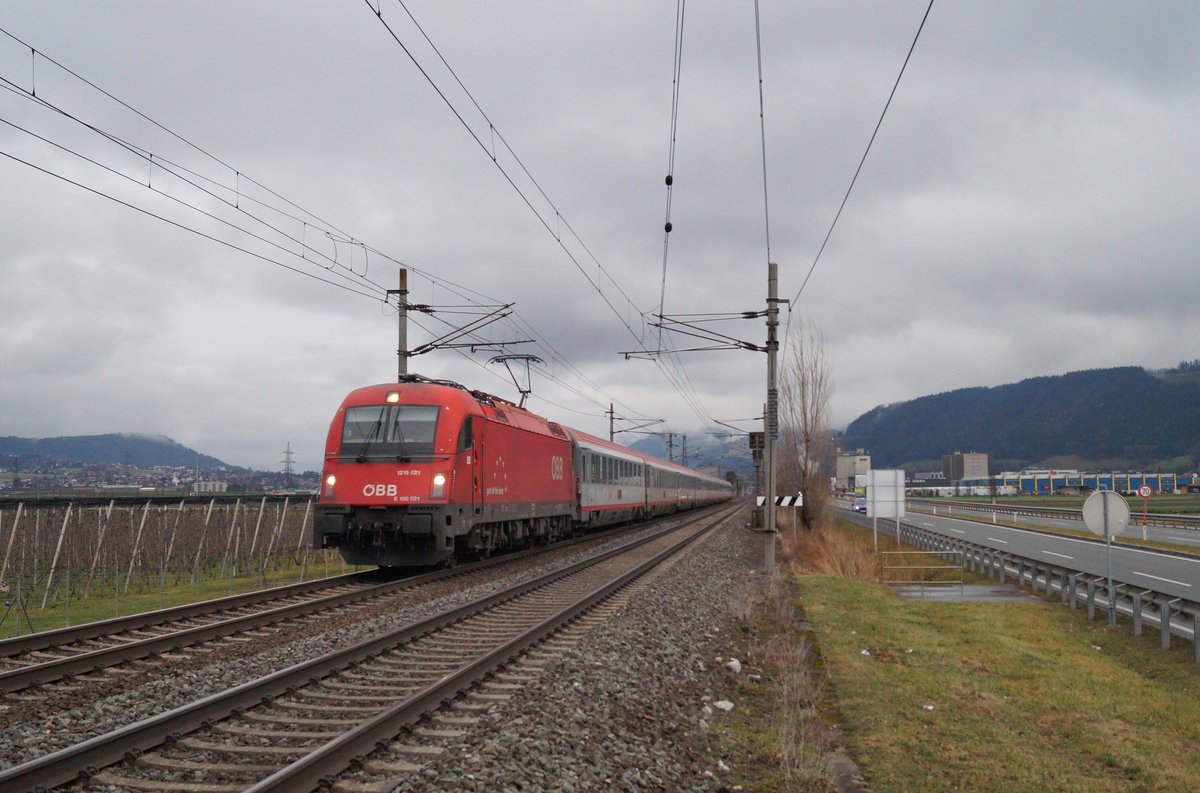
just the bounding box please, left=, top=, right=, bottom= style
left=841, top=366, right=1200, bottom=471
left=0, top=434, right=233, bottom=470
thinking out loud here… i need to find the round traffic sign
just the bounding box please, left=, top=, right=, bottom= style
left=1137, top=485, right=1153, bottom=499
left=1082, top=490, right=1130, bottom=537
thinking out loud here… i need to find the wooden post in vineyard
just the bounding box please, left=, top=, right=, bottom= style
left=191, top=499, right=217, bottom=585
left=33, top=508, right=41, bottom=583
left=295, top=499, right=313, bottom=581
left=41, top=504, right=73, bottom=609
left=263, top=497, right=290, bottom=564
left=248, top=496, right=267, bottom=558
left=86, top=501, right=116, bottom=595
left=124, top=501, right=152, bottom=594
left=220, top=499, right=242, bottom=579
left=0, top=503, right=24, bottom=585
left=160, top=500, right=186, bottom=593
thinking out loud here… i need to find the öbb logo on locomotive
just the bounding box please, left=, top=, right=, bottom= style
left=313, top=375, right=734, bottom=568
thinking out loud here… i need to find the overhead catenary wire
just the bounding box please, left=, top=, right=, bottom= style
left=0, top=27, right=377, bottom=275
left=0, top=148, right=384, bottom=302
left=788, top=0, right=936, bottom=308
left=0, top=23, right=665, bottom=429
left=753, top=0, right=772, bottom=267
left=657, top=0, right=687, bottom=338
left=364, top=0, right=719, bottom=430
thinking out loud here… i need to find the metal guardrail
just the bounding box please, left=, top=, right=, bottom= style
left=887, top=518, right=1200, bottom=662
left=908, top=497, right=1200, bottom=530
left=880, top=550, right=964, bottom=596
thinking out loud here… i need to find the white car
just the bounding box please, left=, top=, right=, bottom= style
left=852, top=496, right=867, bottom=513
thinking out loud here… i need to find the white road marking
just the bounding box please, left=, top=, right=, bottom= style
left=1133, top=571, right=1192, bottom=587
left=1043, top=551, right=1074, bottom=560
left=923, top=513, right=1200, bottom=565
left=1165, top=533, right=1200, bottom=543
left=986, top=537, right=1009, bottom=545
left=922, top=522, right=935, bottom=527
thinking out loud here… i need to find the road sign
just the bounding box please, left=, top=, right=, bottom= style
left=1082, top=489, right=1129, bottom=628
left=1137, top=484, right=1153, bottom=499
left=1082, top=490, right=1130, bottom=537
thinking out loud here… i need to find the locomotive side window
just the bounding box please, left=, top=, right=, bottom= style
left=457, top=417, right=474, bottom=452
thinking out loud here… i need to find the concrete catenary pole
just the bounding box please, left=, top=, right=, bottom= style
left=397, top=269, right=408, bottom=378
left=764, top=261, right=779, bottom=569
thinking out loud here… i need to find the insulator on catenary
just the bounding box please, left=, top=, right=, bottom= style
left=664, top=221, right=673, bottom=233
left=665, top=174, right=673, bottom=186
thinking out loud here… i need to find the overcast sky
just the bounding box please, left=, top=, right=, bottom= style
left=2, top=2, right=1197, bottom=472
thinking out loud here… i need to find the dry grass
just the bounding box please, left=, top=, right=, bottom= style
left=779, top=519, right=880, bottom=580
left=762, top=574, right=833, bottom=784
left=718, top=568, right=838, bottom=792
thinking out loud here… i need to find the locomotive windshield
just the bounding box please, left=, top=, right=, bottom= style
left=342, top=404, right=440, bottom=459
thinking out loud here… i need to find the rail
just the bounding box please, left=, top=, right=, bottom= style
left=0, top=515, right=670, bottom=693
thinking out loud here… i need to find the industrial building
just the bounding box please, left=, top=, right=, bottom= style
left=835, top=449, right=871, bottom=492
left=942, top=451, right=988, bottom=483
left=988, top=470, right=1198, bottom=495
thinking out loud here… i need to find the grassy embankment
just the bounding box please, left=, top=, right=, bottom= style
left=716, top=518, right=1200, bottom=792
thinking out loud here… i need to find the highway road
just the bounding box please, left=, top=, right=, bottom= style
left=912, top=500, right=1200, bottom=549
left=840, top=503, right=1200, bottom=601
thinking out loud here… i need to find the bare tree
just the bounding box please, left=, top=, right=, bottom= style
left=777, top=319, right=834, bottom=531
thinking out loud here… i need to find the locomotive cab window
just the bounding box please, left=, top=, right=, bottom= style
left=342, top=404, right=439, bottom=458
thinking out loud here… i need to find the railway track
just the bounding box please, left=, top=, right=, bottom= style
left=0, top=570, right=385, bottom=693
left=0, top=517, right=673, bottom=701
left=0, top=502, right=739, bottom=791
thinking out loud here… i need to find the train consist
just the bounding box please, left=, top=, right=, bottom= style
left=314, top=376, right=734, bottom=566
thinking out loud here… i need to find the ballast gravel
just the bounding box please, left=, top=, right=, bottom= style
left=381, top=517, right=760, bottom=793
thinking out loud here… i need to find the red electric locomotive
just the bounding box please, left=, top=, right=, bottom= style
left=314, top=375, right=733, bottom=567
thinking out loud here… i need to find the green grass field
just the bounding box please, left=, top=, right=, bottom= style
left=794, top=523, right=1200, bottom=792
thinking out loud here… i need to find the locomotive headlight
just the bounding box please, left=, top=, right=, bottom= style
left=431, top=472, right=447, bottom=498
left=323, top=474, right=336, bottom=497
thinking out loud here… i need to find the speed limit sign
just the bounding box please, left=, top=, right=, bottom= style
left=1137, top=484, right=1153, bottom=499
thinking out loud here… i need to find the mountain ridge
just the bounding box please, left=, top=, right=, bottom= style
left=0, top=434, right=236, bottom=471
left=841, top=365, right=1200, bottom=472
